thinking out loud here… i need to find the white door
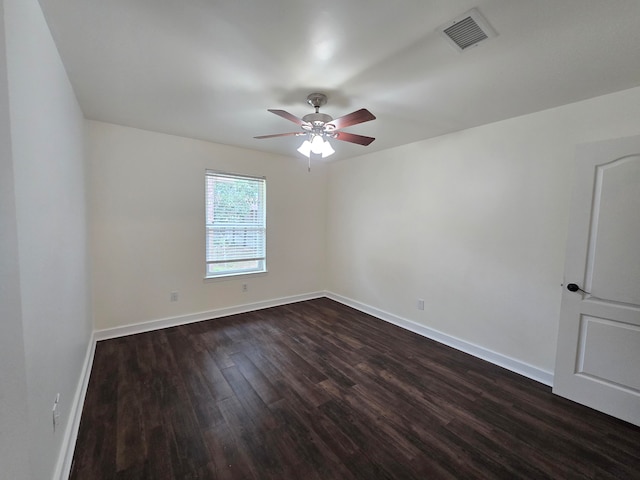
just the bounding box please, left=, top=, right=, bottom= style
left=553, top=135, right=640, bottom=427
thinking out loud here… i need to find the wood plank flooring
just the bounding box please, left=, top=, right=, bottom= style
left=70, top=298, right=640, bottom=479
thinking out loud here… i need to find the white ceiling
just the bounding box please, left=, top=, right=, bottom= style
left=38, top=0, right=640, bottom=161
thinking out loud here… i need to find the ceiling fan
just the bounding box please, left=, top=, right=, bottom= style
left=254, top=93, right=376, bottom=165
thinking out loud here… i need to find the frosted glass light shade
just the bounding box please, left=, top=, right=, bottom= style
left=297, top=140, right=312, bottom=157
left=321, top=140, right=335, bottom=158
left=298, top=136, right=335, bottom=159
left=310, top=135, right=324, bottom=154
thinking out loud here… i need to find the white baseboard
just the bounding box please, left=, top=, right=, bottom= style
left=325, top=291, right=554, bottom=387
left=53, top=331, right=97, bottom=480
left=94, top=291, right=325, bottom=341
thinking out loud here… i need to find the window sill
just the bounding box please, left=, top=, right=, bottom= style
left=203, top=270, right=268, bottom=283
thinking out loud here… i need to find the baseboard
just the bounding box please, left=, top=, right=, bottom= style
left=94, top=291, right=325, bottom=341
left=325, top=291, right=554, bottom=387
left=53, top=331, right=97, bottom=480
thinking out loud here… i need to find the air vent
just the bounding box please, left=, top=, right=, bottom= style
left=439, top=8, right=497, bottom=52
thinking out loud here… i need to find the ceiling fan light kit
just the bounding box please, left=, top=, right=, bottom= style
left=255, top=93, right=376, bottom=170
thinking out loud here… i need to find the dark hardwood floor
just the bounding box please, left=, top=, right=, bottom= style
left=70, top=298, right=640, bottom=479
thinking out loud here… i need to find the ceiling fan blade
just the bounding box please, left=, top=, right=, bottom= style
left=268, top=109, right=307, bottom=126
left=254, top=132, right=302, bottom=139
left=327, top=108, right=376, bottom=130
left=334, top=131, right=376, bottom=146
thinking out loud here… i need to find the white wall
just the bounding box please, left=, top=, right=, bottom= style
left=0, top=0, right=30, bottom=477
left=326, top=86, right=640, bottom=374
left=4, top=0, right=92, bottom=478
left=88, top=121, right=327, bottom=330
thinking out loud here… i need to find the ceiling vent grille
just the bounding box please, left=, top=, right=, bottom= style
left=439, top=8, right=497, bottom=52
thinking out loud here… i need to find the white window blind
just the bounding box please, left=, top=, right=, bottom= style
left=205, top=170, right=266, bottom=277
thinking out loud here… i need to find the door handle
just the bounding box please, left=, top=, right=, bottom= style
left=566, top=283, right=590, bottom=294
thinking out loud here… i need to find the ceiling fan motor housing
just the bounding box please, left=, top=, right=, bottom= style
left=302, top=112, right=334, bottom=130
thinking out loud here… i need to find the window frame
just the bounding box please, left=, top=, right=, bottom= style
left=205, top=170, right=267, bottom=279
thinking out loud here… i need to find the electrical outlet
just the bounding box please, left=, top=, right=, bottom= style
left=417, top=299, right=425, bottom=311
left=52, top=393, right=60, bottom=432
left=242, top=283, right=248, bottom=292
left=170, top=291, right=179, bottom=302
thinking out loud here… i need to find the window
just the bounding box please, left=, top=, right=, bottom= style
left=205, top=170, right=266, bottom=278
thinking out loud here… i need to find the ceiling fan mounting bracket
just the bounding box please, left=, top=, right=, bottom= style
left=306, top=93, right=328, bottom=110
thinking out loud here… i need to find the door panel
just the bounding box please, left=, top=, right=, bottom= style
left=586, top=155, right=640, bottom=304
left=577, top=315, right=640, bottom=391
left=553, top=136, right=640, bottom=426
